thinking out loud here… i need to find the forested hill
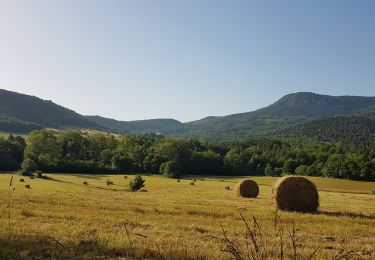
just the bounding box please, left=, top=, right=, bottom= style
left=0, top=89, right=102, bottom=131
left=2, top=89, right=375, bottom=142
left=277, top=116, right=375, bottom=144
left=164, top=92, right=375, bottom=141
left=85, top=92, right=375, bottom=141
left=86, top=116, right=183, bottom=134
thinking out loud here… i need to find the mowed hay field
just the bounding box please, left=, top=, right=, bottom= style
left=0, top=174, right=374, bottom=259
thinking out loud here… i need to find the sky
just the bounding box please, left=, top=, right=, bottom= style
left=0, top=1, right=374, bottom=122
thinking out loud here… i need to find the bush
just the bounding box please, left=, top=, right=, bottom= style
left=106, top=179, right=114, bottom=186
left=129, top=175, right=145, bottom=191
left=20, top=158, right=38, bottom=176
left=159, top=161, right=181, bottom=179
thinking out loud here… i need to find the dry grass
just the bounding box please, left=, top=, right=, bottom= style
left=0, top=174, right=374, bottom=259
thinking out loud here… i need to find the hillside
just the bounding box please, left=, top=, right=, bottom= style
left=0, top=115, right=42, bottom=133
left=168, top=92, right=375, bottom=141
left=2, top=89, right=375, bottom=141
left=85, top=116, right=183, bottom=134
left=0, top=89, right=102, bottom=130
left=277, top=116, right=375, bottom=144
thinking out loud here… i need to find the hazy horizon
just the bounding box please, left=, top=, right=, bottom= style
left=1, top=0, right=374, bottom=122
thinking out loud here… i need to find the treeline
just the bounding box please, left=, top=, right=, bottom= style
left=1, top=130, right=375, bottom=181
left=0, top=135, right=26, bottom=170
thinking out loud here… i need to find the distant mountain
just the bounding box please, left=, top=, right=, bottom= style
left=0, top=89, right=102, bottom=132
left=2, top=89, right=375, bottom=142
left=164, top=92, right=375, bottom=141
left=85, top=115, right=182, bottom=134
left=277, top=116, right=375, bottom=144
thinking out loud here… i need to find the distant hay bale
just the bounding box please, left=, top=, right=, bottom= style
left=177, top=180, right=181, bottom=183
left=25, top=184, right=31, bottom=189
left=83, top=181, right=88, bottom=185
left=272, top=176, right=319, bottom=213
left=192, top=179, right=197, bottom=182
left=29, top=176, right=34, bottom=179
left=124, top=176, right=128, bottom=179
left=20, top=179, right=25, bottom=182
left=225, top=186, right=231, bottom=190
left=235, top=180, right=259, bottom=198
left=190, top=182, right=195, bottom=186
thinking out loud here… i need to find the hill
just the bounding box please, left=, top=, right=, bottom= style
left=0, top=89, right=102, bottom=131
left=167, top=92, right=375, bottom=141
left=277, top=116, right=375, bottom=144
left=2, top=89, right=375, bottom=141
left=0, top=115, right=43, bottom=133
left=85, top=115, right=183, bottom=134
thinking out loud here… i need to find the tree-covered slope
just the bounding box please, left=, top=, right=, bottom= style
left=85, top=115, right=183, bottom=134
left=168, top=92, right=375, bottom=141
left=0, top=89, right=102, bottom=130
left=276, top=116, right=375, bottom=144
left=0, top=115, right=42, bottom=133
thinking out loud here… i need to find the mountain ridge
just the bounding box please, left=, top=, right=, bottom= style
left=1, top=89, right=375, bottom=142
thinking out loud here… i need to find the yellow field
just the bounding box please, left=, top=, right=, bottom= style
left=0, top=174, right=374, bottom=259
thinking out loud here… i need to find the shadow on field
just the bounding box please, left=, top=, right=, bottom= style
left=319, top=211, right=375, bottom=220
left=0, top=234, right=170, bottom=259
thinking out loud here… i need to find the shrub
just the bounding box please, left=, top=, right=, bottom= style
left=129, top=175, right=145, bottom=191
left=106, top=179, right=114, bottom=187
left=272, top=176, right=319, bottom=213
left=235, top=179, right=259, bottom=198
left=159, top=161, right=181, bottom=179
left=20, top=158, right=38, bottom=176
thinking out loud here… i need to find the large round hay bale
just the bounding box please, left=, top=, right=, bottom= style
left=235, top=179, right=259, bottom=198
left=272, top=176, right=319, bottom=213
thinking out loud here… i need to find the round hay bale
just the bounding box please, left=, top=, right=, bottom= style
left=272, top=176, right=319, bottom=213
left=83, top=181, right=88, bottom=185
left=190, top=182, right=195, bottom=186
left=177, top=179, right=181, bottom=183
left=225, top=186, right=231, bottom=190
left=236, top=179, right=259, bottom=198
left=25, top=184, right=31, bottom=189
left=20, top=179, right=25, bottom=182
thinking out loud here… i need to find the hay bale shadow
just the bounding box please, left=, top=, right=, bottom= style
left=318, top=211, right=375, bottom=220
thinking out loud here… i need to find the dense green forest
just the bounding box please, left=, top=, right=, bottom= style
left=277, top=116, right=375, bottom=143
left=1, top=130, right=374, bottom=181
left=0, top=134, right=26, bottom=170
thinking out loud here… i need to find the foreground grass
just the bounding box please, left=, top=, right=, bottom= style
left=0, top=174, right=374, bottom=259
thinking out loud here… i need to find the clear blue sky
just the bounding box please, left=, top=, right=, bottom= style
left=0, top=1, right=374, bottom=122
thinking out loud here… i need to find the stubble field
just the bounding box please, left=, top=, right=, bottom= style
left=0, top=174, right=374, bottom=259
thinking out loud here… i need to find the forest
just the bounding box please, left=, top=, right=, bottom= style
left=0, top=129, right=374, bottom=181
